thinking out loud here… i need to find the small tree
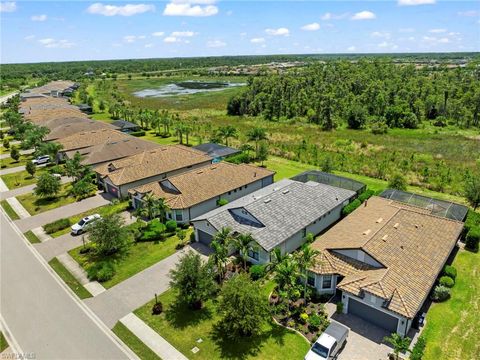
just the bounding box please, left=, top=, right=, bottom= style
left=3, top=137, right=10, bottom=149
left=34, top=173, right=61, bottom=199
left=10, top=146, right=20, bottom=162
left=25, top=161, right=36, bottom=178
left=388, top=173, right=407, bottom=191
left=217, top=273, right=269, bottom=338
left=464, top=173, right=480, bottom=210
left=70, top=178, right=96, bottom=199
left=88, top=214, right=130, bottom=256
left=231, top=233, right=254, bottom=270
left=210, top=239, right=229, bottom=284
left=383, top=333, right=411, bottom=360
left=65, top=152, right=83, bottom=182
left=169, top=251, right=217, bottom=309
left=257, top=142, right=269, bottom=166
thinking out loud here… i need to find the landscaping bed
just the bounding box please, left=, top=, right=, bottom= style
left=24, top=230, right=41, bottom=244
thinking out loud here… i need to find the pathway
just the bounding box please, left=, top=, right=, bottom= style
left=5, top=197, right=30, bottom=219
left=0, top=165, right=25, bottom=175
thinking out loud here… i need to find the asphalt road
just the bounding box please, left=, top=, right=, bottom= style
left=0, top=211, right=135, bottom=359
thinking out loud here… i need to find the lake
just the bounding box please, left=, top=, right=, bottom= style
left=133, top=80, right=245, bottom=98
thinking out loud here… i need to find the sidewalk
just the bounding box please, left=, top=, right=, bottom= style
left=6, top=197, right=30, bottom=219
left=0, top=165, right=25, bottom=176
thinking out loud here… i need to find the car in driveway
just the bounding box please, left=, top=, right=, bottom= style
left=71, top=214, right=101, bottom=235
left=32, top=155, right=50, bottom=165
left=305, top=322, right=349, bottom=360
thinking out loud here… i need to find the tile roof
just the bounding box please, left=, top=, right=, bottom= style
left=26, top=80, right=75, bottom=94
left=129, top=162, right=274, bottom=209
left=26, top=108, right=87, bottom=124
left=193, top=179, right=356, bottom=252
left=309, top=196, right=464, bottom=318
left=95, top=145, right=212, bottom=186
left=45, top=119, right=114, bottom=141
left=57, top=129, right=131, bottom=152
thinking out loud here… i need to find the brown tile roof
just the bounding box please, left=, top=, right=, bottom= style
left=27, top=80, right=75, bottom=94
left=129, top=162, right=274, bottom=209
left=57, top=129, right=131, bottom=152
left=45, top=119, right=114, bottom=141
left=310, top=196, right=464, bottom=318
left=96, top=145, right=212, bottom=186
left=26, top=108, right=87, bottom=124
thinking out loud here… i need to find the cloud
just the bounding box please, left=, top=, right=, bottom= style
left=0, top=1, right=16, bottom=12
left=265, top=27, right=290, bottom=36
left=321, top=12, right=348, bottom=20
left=38, top=38, right=74, bottom=48
left=457, top=10, right=479, bottom=17
left=171, top=31, right=196, bottom=37
left=163, top=30, right=197, bottom=44
left=152, top=32, right=165, bottom=37
left=24, top=35, right=35, bottom=40
left=398, top=0, right=435, bottom=6
left=31, top=14, right=47, bottom=21
left=371, top=31, right=391, bottom=39
left=351, top=11, right=376, bottom=20
left=301, top=22, right=320, bottom=31
left=163, top=0, right=218, bottom=17
left=87, top=3, right=155, bottom=16
left=378, top=41, right=389, bottom=47
left=207, top=39, right=226, bottom=48
left=164, top=36, right=179, bottom=43
left=429, top=28, right=446, bottom=33
left=250, top=37, right=265, bottom=44
left=123, top=35, right=138, bottom=43
left=399, top=28, right=415, bottom=33
left=145, top=43, right=154, bottom=48
left=347, top=46, right=356, bottom=51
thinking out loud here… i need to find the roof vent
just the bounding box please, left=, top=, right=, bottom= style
left=394, top=223, right=399, bottom=229
left=382, top=235, right=388, bottom=241
left=197, top=170, right=204, bottom=174
left=264, top=198, right=272, bottom=204
left=376, top=217, right=384, bottom=223
left=363, top=229, right=372, bottom=235
left=414, top=224, right=419, bottom=229
left=282, top=189, right=290, bottom=195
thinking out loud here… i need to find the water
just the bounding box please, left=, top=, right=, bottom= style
left=133, top=80, right=245, bottom=98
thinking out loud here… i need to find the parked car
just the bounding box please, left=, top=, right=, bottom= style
left=305, top=322, right=349, bottom=360
left=71, top=214, right=101, bottom=235
left=32, top=155, right=50, bottom=165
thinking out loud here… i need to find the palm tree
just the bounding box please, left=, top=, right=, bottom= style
left=267, top=248, right=288, bottom=273
left=274, top=256, right=299, bottom=298
left=136, top=193, right=159, bottom=220
left=155, top=198, right=170, bottom=223
left=295, top=244, right=320, bottom=300
left=210, top=239, right=229, bottom=284
left=247, top=127, right=267, bottom=159
left=383, top=333, right=411, bottom=360
left=175, top=123, right=185, bottom=144
left=231, top=233, right=254, bottom=270
left=213, top=227, right=233, bottom=245
left=217, top=125, right=238, bottom=147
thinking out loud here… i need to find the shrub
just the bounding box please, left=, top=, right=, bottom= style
left=439, top=276, right=454, bottom=288
left=388, top=173, right=408, bottom=191
left=226, top=152, right=251, bottom=164
left=299, top=313, right=309, bottom=324
left=410, top=336, right=426, bottom=360
left=48, top=165, right=65, bottom=176
left=130, top=130, right=146, bottom=137
left=431, top=285, right=450, bottom=302
left=371, top=122, right=388, bottom=135
left=308, top=313, right=322, bottom=332
left=152, top=301, right=163, bottom=315
left=336, top=301, right=344, bottom=314
left=217, top=198, right=229, bottom=206
left=465, top=226, right=480, bottom=252
left=139, top=219, right=166, bottom=241
left=249, top=264, right=266, bottom=280
left=87, top=261, right=116, bottom=282
left=443, top=265, right=457, bottom=280
left=342, top=199, right=361, bottom=216
left=3, top=138, right=9, bottom=149
left=464, top=210, right=480, bottom=232
left=43, top=218, right=71, bottom=234
left=165, top=220, right=177, bottom=233
left=358, top=189, right=374, bottom=203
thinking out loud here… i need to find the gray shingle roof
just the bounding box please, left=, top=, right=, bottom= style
left=193, top=143, right=240, bottom=158
left=193, top=179, right=355, bottom=251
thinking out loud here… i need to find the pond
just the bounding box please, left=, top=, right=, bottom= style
left=133, top=80, right=245, bottom=98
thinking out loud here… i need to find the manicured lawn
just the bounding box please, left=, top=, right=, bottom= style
left=0, top=154, right=32, bottom=170
left=261, top=156, right=317, bottom=181
left=69, top=229, right=189, bottom=289
left=16, top=184, right=78, bottom=215
left=0, top=331, right=8, bottom=352
left=0, top=200, right=19, bottom=220
left=112, top=322, right=160, bottom=360
left=91, top=112, right=114, bottom=123
left=24, top=230, right=41, bottom=244
left=48, top=257, right=92, bottom=299
left=134, top=282, right=310, bottom=360
left=0, top=169, right=50, bottom=189
left=422, top=249, right=479, bottom=360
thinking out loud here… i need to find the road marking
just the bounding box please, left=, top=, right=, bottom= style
left=0, top=314, right=24, bottom=356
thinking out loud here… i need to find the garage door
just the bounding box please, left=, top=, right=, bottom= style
left=106, top=183, right=119, bottom=198
left=197, top=230, right=213, bottom=246
left=348, top=298, right=398, bottom=333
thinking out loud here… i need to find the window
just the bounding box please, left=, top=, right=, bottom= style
left=322, top=275, right=332, bottom=289
left=302, top=228, right=307, bottom=238
left=248, top=248, right=259, bottom=261
left=175, top=210, right=183, bottom=222
left=307, top=272, right=315, bottom=286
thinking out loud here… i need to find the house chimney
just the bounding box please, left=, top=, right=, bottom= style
left=364, top=199, right=368, bottom=207
left=254, top=172, right=257, bottom=177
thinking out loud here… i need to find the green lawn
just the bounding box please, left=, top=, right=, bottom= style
left=134, top=284, right=310, bottom=360
left=48, top=257, right=92, bottom=299
left=422, top=249, right=479, bottom=360
left=90, top=112, right=114, bottom=123
left=112, top=322, right=160, bottom=360
left=0, top=154, right=32, bottom=170
left=69, top=229, right=188, bottom=289
left=24, top=230, right=41, bottom=244
left=0, top=200, right=19, bottom=220
left=0, top=331, right=7, bottom=352
left=0, top=168, right=50, bottom=189
left=16, top=184, right=78, bottom=215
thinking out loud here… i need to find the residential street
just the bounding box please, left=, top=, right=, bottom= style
left=0, top=211, right=135, bottom=359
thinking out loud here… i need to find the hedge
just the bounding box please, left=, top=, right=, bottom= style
left=410, top=336, right=426, bottom=360
left=439, top=276, right=454, bottom=288
left=465, top=226, right=480, bottom=252
left=130, top=130, right=146, bottom=137
left=342, top=199, right=361, bottom=216
left=358, top=189, right=375, bottom=203
left=44, top=218, right=71, bottom=234
left=464, top=210, right=480, bottom=232
left=443, top=265, right=457, bottom=280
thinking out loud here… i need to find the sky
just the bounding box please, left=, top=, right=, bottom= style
left=1, top=0, right=479, bottom=64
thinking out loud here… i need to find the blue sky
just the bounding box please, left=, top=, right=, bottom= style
left=1, top=1, right=479, bottom=64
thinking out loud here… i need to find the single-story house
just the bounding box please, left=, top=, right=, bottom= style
left=129, top=162, right=275, bottom=223
left=308, top=196, right=464, bottom=336
left=25, top=108, right=87, bottom=125
left=193, top=143, right=241, bottom=163
left=45, top=119, right=115, bottom=141
left=191, top=179, right=356, bottom=260
left=23, top=80, right=75, bottom=97
left=111, top=120, right=141, bottom=133
left=95, top=145, right=213, bottom=199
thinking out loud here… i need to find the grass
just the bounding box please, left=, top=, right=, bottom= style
left=69, top=229, right=189, bottom=289
left=24, top=230, right=41, bottom=244
left=0, top=169, right=48, bottom=189
left=134, top=282, right=310, bottom=360
left=0, top=200, right=19, bottom=220
left=112, top=322, right=160, bottom=360
left=422, top=249, right=479, bottom=360
left=0, top=154, right=32, bottom=170
left=48, top=257, right=92, bottom=299
left=16, top=184, right=78, bottom=215
left=0, top=331, right=7, bottom=352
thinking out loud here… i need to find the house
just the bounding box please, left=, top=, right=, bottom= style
left=308, top=196, right=464, bottom=336
left=192, top=143, right=241, bottom=163
left=45, top=119, right=115, bottom=141
left=95, top=145, right=213, bottom=199
left=191, top=179, right=356, bottom=260
left=111, top=120, right=141, bottom=133
left=25, top=108, right=87, bottom=125
left=129, top=162, right=275, bottom=223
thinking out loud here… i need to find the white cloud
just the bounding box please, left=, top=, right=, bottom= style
left=265, top=27, right=290, bottom=36
left=371, top=31, right=391, bottom=39
left=226, top=10, right=233, bottom=16
left=38, top=38, right=74, bottom=48
left=429, top=28, right=446, bottom=33
left=250, top=37, right=265, bottom=44
left=240, top=32, right=247, bottom=37
left=347, top=46, right=356, bottom=51
left=24, top=35, right=35, bottom=40
left=145, top=43, right=154, bottom=48
left=351, top=11, right=376, bottom=20
left=207, top=39, right=226, bottom=48
left=123, top=35, right=138, bottom=43
left=321, top=12, right=348, bottom=20
left=0, top=1, right=16, bottom=12
left=152, top=32, right=165, bottom=37
left=398, top=0, right=435, bottom=6
left=378, top=41, right=389, bottom=47
left=301, top=22, right=320, bottom=31
left=171, top=31, right=196, bottom=37
left=31, top=14, right=47, bottom=21
left=87, top=3, right=155, bottom=16
left=438, top=37, right=449, bottom=43
left=164, top=36, right=179, bottom=43
left=163, top=0, right=218, bottom=17
left=163, top=30, right=197, bottom=44
left=457, top=10, right=479, bottom=17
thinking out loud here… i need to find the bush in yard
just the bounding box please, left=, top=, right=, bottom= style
left=358, top=189, right=375, bottom=202
left=25, top=161, right=36, bottom=178
left=43, top=218, right=71, bottom=234
left=165, top=220, right=177, bottom=233
left=336, top=301, right=344, bottom=314
left=139, top=219, right=166, bottom=241
left=87, top=261, right=115, bottom=282
left=3, top=138, right=9, bottom=149
left=70, top=178, right=96, bottom=200
left=88, top=214, right=130, bottom=256
left=130, top=130, right=146, bottom=137
left=152, top=301, right=163, bottom=315
left=465, top=226, right=480, bottom=252
left=431, top=285, right=450, bottom=302
left=10, top=146, right=19, bottom=162
left=443, top=265, right=457, bottom=280
left=308, top=313, right=322, bottom=332
left=464, top=210, right=480, bottom=232
left=342, top=199, right=361, bottom=216
left=409, top=336, right=426, bottom=360
left=48, top=165, right=65, bottom=176
left=34, top=172, right=61, bottom=199
left=299, top=312, right=309, bottom=324
left=217, top=273, right=269, bottom=338
left=249, top=264, right=266, bottom=280
left=439, top=276, right=454, bottom=288
left=388, top=173, right=408, bottom=191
